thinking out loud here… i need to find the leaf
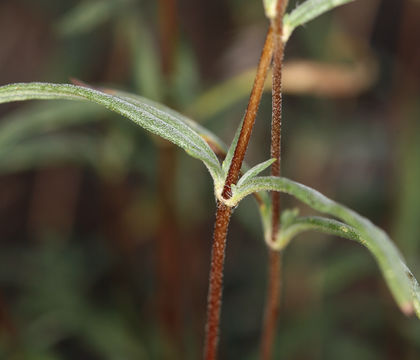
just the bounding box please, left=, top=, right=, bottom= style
left=283, top=0, right=354, bottom=42
left=112, top=90, right=228, bottom=157
left=0, top=83, right=223, bottom=183
left=123, top=15, right=163, bottom=101
left=272, top=209, right=361, bottom=250
left=229, top=175, right=420, bottom=318
left=55, top=0, right=133, bottom=37
left=222, top=118, right=244, bottom=175
left=237, top=158, right=276, bottom=187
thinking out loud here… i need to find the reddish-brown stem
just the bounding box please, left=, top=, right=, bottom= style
left=158, top=0, right=177, bottom=78
left=222, top=26, right=274, bottom=199
left=270, top=26, right=284, bottom=238
left=204, top=203, right=232, bottom=360
left=204, top=27, right=275, bottom=360
left=260, top=2, right=287, bottom=359
left=156, top=1, right=182, bottom=358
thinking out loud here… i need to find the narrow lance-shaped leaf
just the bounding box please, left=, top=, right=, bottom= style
left=270, top=208, right=361, bottom=250
left=229, top=175, right=420, bottom=318
left=283, top=0, right=354, bottom=42
left=237, top=158, right=276, bottom=187
left=222, top=118, right=244, bottom=175
left=112, top=90, right=228, bottom=156
left=0, top=83, right=223, bottom=183
left=56, top=0, right=133, bottom=37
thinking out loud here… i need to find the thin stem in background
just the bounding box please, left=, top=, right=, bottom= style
left=261, top=1, right=287, bottom=359
left=204, top=27, right=275, bottom=360
left=158, top=0, right=177, bottom=77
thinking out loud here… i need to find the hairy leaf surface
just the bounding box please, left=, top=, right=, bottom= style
left=283, top=0, right=354, bottom=42
left=230, top=175, right=420, bottom=318
left=0, top=83, right=223, bottom=183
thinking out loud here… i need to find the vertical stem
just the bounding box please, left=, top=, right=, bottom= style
left=260, top=1, right=287, bottom=359
left=222, top=27, right=274, bottom=199
left=158, top=0, right=177, bottom=77
left=204, top=203, right=232, bottom=360
left=270, top=19, right=284, bottom=239
left=204, top=27, right=275, bottom=360
left=156, top=1, right=182, bottom=357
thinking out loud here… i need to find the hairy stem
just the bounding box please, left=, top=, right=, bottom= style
left=204, top=27, right=275, bottom=360
left=261, top=1, right=287, bottom=359
left=222, top=26, right=274, bottom=199
left=204, top=203, right=232, bottom=360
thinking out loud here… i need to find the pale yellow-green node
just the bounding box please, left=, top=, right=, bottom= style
left=263, top=0, right=278, bottom=20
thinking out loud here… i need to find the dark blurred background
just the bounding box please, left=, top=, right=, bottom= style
left=0, top=0, right=419, bottom=359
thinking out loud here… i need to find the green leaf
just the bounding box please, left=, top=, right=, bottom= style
left=123, top=15, right=164, bottom=101
left=283, top=0, right=354, bottom=42
left=273, top=209, right=361, bottom=250
left=113, top=90, right=228, bottom=157
left=229, top=175, right=420, bottom=319
left=0, top=83, right=223, bottom=183
left=56, top=0, right=133, bottom=37
left=222, top=118, right=244, bottom=175
left=237, top=158, right=276, bottom=187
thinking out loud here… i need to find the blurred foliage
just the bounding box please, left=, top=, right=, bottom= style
left=0, top=0, right=420, bottom=359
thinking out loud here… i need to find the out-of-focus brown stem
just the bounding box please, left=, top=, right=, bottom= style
left=158, top=0, right=177, bottom=77
left=204, top=26, right=275, bottom=360
left=156, top=1, right=182, bottom=358
left=260, top=2, right=287, bottom=359
left=221, top=27, right=274, bottom=199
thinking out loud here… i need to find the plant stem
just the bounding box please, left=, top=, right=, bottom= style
left=204, top=27, right=275, bottom=360
left=157, top=1, right=182, bottom=358
left=261, top=1, right=287, bottom=359
left=270, top=14, right=285, bottom=239
left=158, top=0, right=177, bottom=77
left=222, top=26, right=274, bottom=200
left=204, top=202, right=232, bottom=360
